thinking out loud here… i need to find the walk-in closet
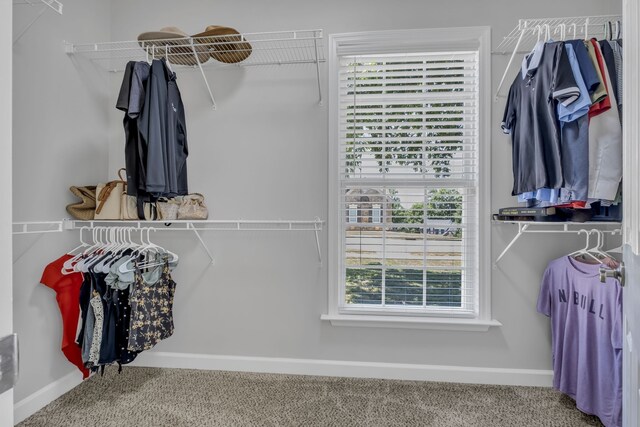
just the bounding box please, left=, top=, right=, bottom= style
left=2, top=0, right=640, bottom=426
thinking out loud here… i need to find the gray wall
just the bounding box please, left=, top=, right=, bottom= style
left=12, top=0, right=622, bottom=403
left=12, top=0, right=110, bottom=402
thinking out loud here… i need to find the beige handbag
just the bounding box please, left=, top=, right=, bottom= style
left=95, top=169, right=127, bottom=220
left=177, top=193, right=208, bottom=220
left=67, top=186, right=97, bottom=220
left=157, top=197, right=180, bottom=221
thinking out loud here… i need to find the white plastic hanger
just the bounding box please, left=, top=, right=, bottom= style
left=569, top=229, right=601, bottom=262
left=62, top=226, right=104, bottom=274
left=545, top=24, right=551, bottom=41
left=119, top=228, right=179, bottom=273
left=164, top=44, right=174, bottom=72
left=587, top=229, right=612, bottom=259
left=584, top=19, right=589, bottom=40
left=76, top=227, right=110, bottom=273
left=93, top=227, right=126, bottom=273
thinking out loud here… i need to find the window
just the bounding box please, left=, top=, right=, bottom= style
left=348, top=204, right=358, bottom=223
left=327, top=28, right=493, bottom=328
left=372, top=204, right=382, bottom=224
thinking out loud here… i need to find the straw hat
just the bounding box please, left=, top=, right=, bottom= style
left=137, top=26, right=210, bottom=67
left=192, top=26, right=252, bottom=64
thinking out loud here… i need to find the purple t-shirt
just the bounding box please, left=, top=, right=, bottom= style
left=537, top=256, right=622, bottom=427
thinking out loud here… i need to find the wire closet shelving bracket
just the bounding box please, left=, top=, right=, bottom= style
left=64, top=29, right=326, bottom=109
left=493, top=221, right=622, bottom=267
left=13, top=0, right=63, bottom=45
left=493, top=15, right=622, bottom=100
left=12, top=219, right=325, bottom=265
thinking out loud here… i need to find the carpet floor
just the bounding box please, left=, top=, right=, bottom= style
left=18, top=367, right=604, bottom=427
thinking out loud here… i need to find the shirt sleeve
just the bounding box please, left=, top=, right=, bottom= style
left=572, top=41, right=600, bottom=95
left=537, top=267, right=552, bottom=317
left=128, top=66, right=148, bottom=119
left=552, top=44, right=581, bottom=107
left=115, top=62, right=134, bottom=112
left=501, top=80, right=517, bottom=134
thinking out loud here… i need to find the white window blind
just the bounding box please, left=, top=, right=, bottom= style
left=338, top=51, right=480, bottom=316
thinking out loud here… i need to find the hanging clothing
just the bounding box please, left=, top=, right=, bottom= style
left=598, top=41, right=619, bottom=109
left=585, top=40, right=611, bottom=118
left=502, top=41, right=581, bottom=195
left=503, top=37, right=623, bottom=210
left=537, top=256, right=622, bottom=427
left=587, top=40, right=622, bottom=201
left=40, top=255, right=90, bottom=379
left=608, top=40, right=623, bottom=107
left=139, top=59, right=189, bottom=197
left=128, top=258, right=177, bottom=352
left=566, top=40, right=600, bottom=96
left=116, top=61, right=151, bottom=197
left=556, top=43, right=592, bottom=204
left=69, top=250, right=178, bottom=374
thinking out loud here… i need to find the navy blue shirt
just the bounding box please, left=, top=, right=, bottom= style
left=566, top=40, right=600, bottom=96
left=502, top=41, right=581, bottom=195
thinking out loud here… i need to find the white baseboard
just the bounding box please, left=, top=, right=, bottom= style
left=12, top=353, right=553, bottom=424
left=133, top=351, right=554, bottom=387
left=13, top=371, right=83, bottom=425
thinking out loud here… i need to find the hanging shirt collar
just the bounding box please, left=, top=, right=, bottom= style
left=521, top=40, right=546, bottom=79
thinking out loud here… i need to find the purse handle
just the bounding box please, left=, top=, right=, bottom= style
left=96, top=169, right=128, bottom=214
left=95, top=181, right=119, bottom=215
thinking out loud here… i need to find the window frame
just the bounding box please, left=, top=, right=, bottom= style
left=325, top=27, right=495, bottom=330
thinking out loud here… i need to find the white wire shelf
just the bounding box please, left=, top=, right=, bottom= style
left=13, top=0, right=63, bottom=15
left=13, top=218, right=325, bottom=264
left=66, top=30, right=324, bottom=71
left=65, top=29, right=325, bottom=109
left=13, top=0, right=63, bottom=45
left=494, top=15, right=622, bottom=55
left=493, top=220, right=622, bottom=266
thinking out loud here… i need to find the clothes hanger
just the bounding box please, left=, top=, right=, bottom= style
left=164, top=44, right=174, bottom=72
left=586, top=229, right=609, bottom=259
left=119, top=228, right=179, bottom=273
left=94, top=227, right=126, bottom=273
left=571, top=23, right=577, bottom=40
left=536, top=25, right=542, bottom=43
left=88, top=227, right=118, bottom=273
left=614, top=21, right=621, bottom=40
left=545, top=24, right=551, bottom=41
left=568, top=229, right=601, bottom=262
left=560, top=23, right=567, bottom=41
left=103, top=227, right=140, bottom=272
left=77, top=227, right=110, bottom=273
left=584, top=19, right=589, bottom=40
left=61, top=227, right=92, bottom=274
left=67, top=226, right=90, bottom=255
left=62, top=226, right=104, bottom=274
left=136, top=228, right=178, bottom=268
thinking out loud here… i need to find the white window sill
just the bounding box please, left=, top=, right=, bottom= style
left=320, top=314, right=502, bottom=331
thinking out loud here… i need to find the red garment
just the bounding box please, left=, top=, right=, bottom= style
left=588, top=39, right=611, bottom=119
left=40, top=254, right=90, bottom=379
left=554, top=201, right=587, bottom=209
